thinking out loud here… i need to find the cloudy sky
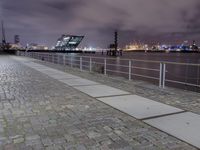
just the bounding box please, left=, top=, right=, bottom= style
left=1, top=0, right=200, bottom=47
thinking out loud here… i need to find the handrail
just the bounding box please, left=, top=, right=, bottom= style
left=17, top=51, right=200, bottom=91
left=37, top=52, right=200, bottom=66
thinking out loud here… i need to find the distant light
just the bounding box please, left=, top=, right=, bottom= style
left=63, top=37, right=70, bottom=41
left=68, top=42, right=77, bottom=44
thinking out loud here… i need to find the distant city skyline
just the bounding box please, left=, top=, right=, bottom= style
left=1, top=0, right=200, bottom=48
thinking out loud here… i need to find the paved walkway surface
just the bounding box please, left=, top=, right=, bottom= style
left=0, top=55, right=199, bottom=150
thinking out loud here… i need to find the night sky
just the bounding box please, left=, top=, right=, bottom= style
left=1, top=0, right=200, bottom=48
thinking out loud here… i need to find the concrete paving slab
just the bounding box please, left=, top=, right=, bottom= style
left=37, top=69, right=62, bottom=74
left=144, top=112, right=200, bottom=149
left=74, top=85, right=129, bottom=98
left=22, top=63, right=79, bottom=79
left=33, top=66, right=47, bottom=69
left=21, top=62, right=76, bottom=79
left=23, top=63, right=48, bottom=69
left=31, top=67, right=50, bottom=70
left=33, top=67, right=65, bottom=74
left=23, top=62, right=43, bottom=66
left=26, top=64, right=45, bottom=68
left=36, top=68, right=60, bottom=73
left=27, top=66, right=60, bottom=74
left=60, top=78, right=99, bottom=86
left=47, top=73, right=79, bottom=80
left=97, top=95, right=183, bottom=119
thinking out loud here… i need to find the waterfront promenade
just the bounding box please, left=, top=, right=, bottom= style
left=0, top=55, right=200, bottom=150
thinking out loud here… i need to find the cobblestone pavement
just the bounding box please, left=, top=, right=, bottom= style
left=0, top=55, right=198, bottom=150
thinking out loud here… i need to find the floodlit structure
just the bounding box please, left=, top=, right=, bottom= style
left=10, top=43, right=23, bottom=50
left=26, top=43, right=48, bottom=50
left=125, top=42, right=148, bottom=51
left=55, top=35, right=84, bottom=50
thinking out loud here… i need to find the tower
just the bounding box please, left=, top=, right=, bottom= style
left=114, top=30, right=118, bottom=52
left=1, top=21, right=10, bottom=50
left=1, top=21, right=6, bottom=45
left=14, top=35, right=20, bottom=44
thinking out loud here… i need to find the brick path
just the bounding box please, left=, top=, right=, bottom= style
left=0, top=55, right=197, bottom=150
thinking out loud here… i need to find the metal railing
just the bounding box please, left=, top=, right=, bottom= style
left=17, top=51, right=200, bottom=91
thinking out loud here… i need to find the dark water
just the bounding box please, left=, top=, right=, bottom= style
left=84, top=52, right=200, bottom=63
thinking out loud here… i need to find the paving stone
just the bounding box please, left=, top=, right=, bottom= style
left=0, top=55, right=196, bottom=150
left=13, top=137, right=24, bottom=144
left=41, top=138, right=53, bottom=147
left=64, top=134, right=75, bottom=143
left=108, top=139, right=130, bottom=149
left=87, top=131, right=101, bottom=139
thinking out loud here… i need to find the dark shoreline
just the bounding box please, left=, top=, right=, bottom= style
left=124, top=50, right=200, bottom=53
left=2, top=49, right=200, bottom=54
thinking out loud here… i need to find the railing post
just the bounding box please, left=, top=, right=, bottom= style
left=159, top=63, right=163, bottom=87
left=197, top=65, right=200, bottom=86
left=54, top=54, right=56, bottom=63
left=104, top=58, right=107, bottom=75
left=71, top=57, right=73, bottom=68
left=89, top=57, right=92, bottom=72
left=129, top=60, right=132, bottom=80
left=162, top=63, right=166, bottom=88
left=48, top=54, right=50, bottom=62
left=80, top=57, right=83, bottom=71
left=63, top=55, right=65, bottom=65
left=58, top=54, right=60, bottom=64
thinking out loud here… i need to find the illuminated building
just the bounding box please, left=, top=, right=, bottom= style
left=124, top=42, right=148, bottom=51
left=55, top=35, right=84, bottom=50
left=10, top=43, right=23, bottom=50
left=27, top=43, right=48, bottom=50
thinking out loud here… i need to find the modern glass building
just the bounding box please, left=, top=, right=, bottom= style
left=55, top=35, right=84, bottom=50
